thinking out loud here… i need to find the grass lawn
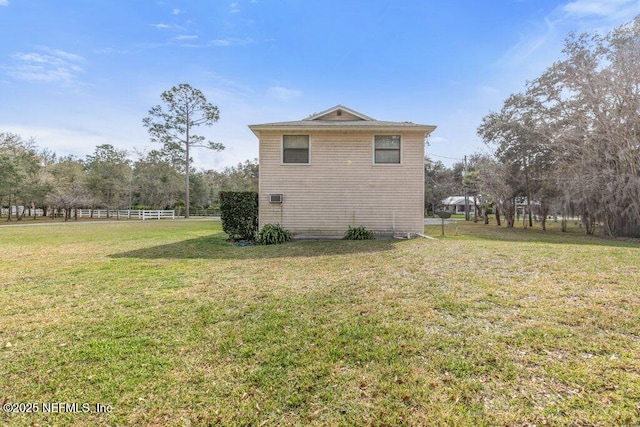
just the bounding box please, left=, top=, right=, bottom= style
left=1, top=219, right=639, bottom=426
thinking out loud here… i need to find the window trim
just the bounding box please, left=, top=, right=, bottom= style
left=281, top=134, right=311, bottom=165
left=373, top=134, right=402, bottom=165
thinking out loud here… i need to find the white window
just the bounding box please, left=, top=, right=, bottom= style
left=283, top=135, right=310, bottom=164
left=374, top=135, right=401, bottom=164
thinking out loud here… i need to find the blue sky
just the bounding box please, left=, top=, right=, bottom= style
left=1, top=0, right=639, bottom=170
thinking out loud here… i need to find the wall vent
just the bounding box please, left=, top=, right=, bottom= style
left=269, top=194, right=283, bottom=203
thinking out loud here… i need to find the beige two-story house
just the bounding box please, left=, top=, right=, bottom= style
left=249, top=105, right=436, bottom=238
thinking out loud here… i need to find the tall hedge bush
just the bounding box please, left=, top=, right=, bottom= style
left=219, top=191, right=258, bottom=240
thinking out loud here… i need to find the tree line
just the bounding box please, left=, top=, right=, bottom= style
left=1, top=83, right=259, bottom=221
left=4, top=19, right=640, bottom=236
left=0, top=133, right=257, bottom=221
left=433, top=17, right=640, bottom=238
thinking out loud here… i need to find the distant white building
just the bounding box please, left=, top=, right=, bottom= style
left=441, top=196, right=541, bottom=217
left=1, top=206, right=25, bottom=216
left=441, top=196, right=479, bottom=214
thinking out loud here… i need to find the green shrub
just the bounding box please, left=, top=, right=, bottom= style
left=219, top=191, right=258, bottom=240
left=258, top=224, right=292, bottom=245
left=344, top=226, right=374, bottom=240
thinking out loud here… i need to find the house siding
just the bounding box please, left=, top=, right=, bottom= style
left=259, top=130, right=425, bottom=238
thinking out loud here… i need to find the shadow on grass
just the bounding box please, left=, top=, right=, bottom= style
left=109, top=232, right=398, bottom=260
left=426, top=223, right=640, bottom=249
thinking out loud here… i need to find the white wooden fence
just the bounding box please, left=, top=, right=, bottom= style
left=141, top=210, right=175, bottom=220
left=76, top=209, right=175, bottom=220
left=0, top=208, right=222, bottom=220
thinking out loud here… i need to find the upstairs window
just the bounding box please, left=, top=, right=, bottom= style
left=283, top=135, right=310, bottom=164
left=374, top=135, right=401, bottom=164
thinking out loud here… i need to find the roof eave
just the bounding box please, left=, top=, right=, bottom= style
left=248, top=124, right=436, bottom=135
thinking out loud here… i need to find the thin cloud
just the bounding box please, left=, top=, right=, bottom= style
left=46, top=48, right=84, bottom=62
left=175, top=34, right=198, bottom=41
left=149, top=22, right=188, bottom=37
left=0, top=0, right=8, bottom=6
left=427, top=136, right=448, bottom=145
left=93, top=47, right=130, bottom=55
left=561, top=0, right=640, bottom=17
left=209, top=39, right=232, bottom=46
left=205, top=72, right=255, bottom=99
left=268, top=86, right=302, bottom=101
left=559, top=0, right=640, bottom=28
left=0, top=121, right=226, bottom=171
left=229, top=2, right=240, bottom=13
left=0, top=125, right=128, bottom=160
left=172, top=8, right=184, bottom=15
left=3, top=48, right=85, bottom=84
left=209, top=37, right=253, bottom=46
left=478, top=85, right=500, bottom=95
left=498, top=17, right=557, bottom=70
left=498, top=1, right=640, bottom=74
